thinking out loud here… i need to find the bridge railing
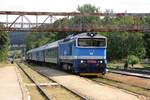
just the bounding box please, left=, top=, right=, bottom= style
left=0, top=24, right=149, bottom=32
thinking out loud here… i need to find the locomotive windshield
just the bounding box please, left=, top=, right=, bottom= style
left=78, top=38, right=106, bottom=47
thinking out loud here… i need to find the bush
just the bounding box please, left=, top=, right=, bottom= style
left=127, top=55, right=139, bottom=67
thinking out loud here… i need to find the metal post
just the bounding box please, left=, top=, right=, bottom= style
left=24, top=15, right=31, bottom=29
left=21, top=15, right=23, bottom=28
left=36, top=15, right=38, bottom=28
left=50, top=15, right=52, bottom=23
left=6, top=15, right=8, bottom=28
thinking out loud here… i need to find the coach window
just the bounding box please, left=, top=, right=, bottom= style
left=47, top=49, right=50, bottom=57
left=45, top=50, right=48, bottom=57
left=52, top=49, right=54, bottom=57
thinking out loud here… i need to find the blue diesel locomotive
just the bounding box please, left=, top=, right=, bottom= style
left=26, top=32, right=107, bottom=75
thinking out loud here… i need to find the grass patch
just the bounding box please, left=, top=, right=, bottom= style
left=19, top=63, right=51, bottom=83
left=43, top=87, right=81, bottom=100
left=143, top=64, right=150, bottom=69
left=107, top=61, right=150, bottom=70
left=27, top=86, right=45, bottom=100
left=107, top=63, right=124, bottom=69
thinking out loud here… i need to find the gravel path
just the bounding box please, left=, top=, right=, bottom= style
left=35, top=66, right=141, bottom=100
left=0, top=65, right=22, bottom=100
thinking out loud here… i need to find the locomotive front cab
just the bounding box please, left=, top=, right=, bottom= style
left=74, top=33, right=107, bottom=75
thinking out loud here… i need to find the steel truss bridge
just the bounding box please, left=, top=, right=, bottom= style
left=0, top=11, right=150, bottom=32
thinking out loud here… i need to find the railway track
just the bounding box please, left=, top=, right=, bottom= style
left=90, top=71, right=150, bottom=99
left=123, top=68, right=150, bottom=75
left=91, top=78, right=150, bottom=100
left=108, top=69, right=150, bottom=79
left=17, top=63, right=51, bottom=100
left=17, top=63, right=87, bottom=100
left=26, top=64, right=88, bottom=100
left=21, top=62, right=149, bottom=100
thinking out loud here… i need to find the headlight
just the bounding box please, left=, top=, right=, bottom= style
left=99, top=60, right=103, bottom=63
left=81, top=60, right=84, bottom=63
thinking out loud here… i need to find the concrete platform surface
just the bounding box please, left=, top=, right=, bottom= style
left=0, top=65, right=22, bottom=100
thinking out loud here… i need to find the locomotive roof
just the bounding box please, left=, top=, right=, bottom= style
left=67, top=32, right=106, bottom=39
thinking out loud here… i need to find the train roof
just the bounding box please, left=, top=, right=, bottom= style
left=65, top=32, right=106, bottom=40
left=76, top=32, right=106, bottom=38
left=59, top=32, right=106, bottom=43
left=27, top=41, right=59, bottom=53
left=44, top=41, right=59, bottom=49
left=27, top=32, right=106, bottom=54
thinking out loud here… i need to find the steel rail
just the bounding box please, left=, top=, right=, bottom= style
left=25, top=63, right=88, bottom=100
left=108, top=69, right=150, bottom=79
left=91, top=77, right=150, bottom=99
left=90, top=71, right=150, bottom=97
left=16, top=63, right=51, bottom=100
left=36, top=72, right=88, bottom=100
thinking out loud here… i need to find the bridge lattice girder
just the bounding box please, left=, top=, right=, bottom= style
left=0, top=11, right=149, bottom=32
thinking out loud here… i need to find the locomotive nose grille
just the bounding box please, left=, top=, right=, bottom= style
left=87, top=60, right=97, bottom=63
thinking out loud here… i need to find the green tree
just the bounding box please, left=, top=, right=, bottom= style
left=53, top=18, right=71, bottom=39
left=143, top=33, right=150, bottom=58
left=0, top=26, right=9, bottom=62
left=102, top=9, right=114, bottom=25
left=102, top=32, right=146, bottom=60
left=126, top=33, right=146, bottom=58
left=26, top=32, right=55, bottom=50
left=105, top=32, right=129, bottom=59
left=70, top=4, right=101, bottom=31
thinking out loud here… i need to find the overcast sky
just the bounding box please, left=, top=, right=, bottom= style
left=0, top=0, right=149, bottom=13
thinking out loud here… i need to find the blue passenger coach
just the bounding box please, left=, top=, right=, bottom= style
left=26, top=32, right=107, bottom=75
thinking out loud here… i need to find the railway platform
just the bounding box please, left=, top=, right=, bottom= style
left=0, top=64, right=23, bottom=100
